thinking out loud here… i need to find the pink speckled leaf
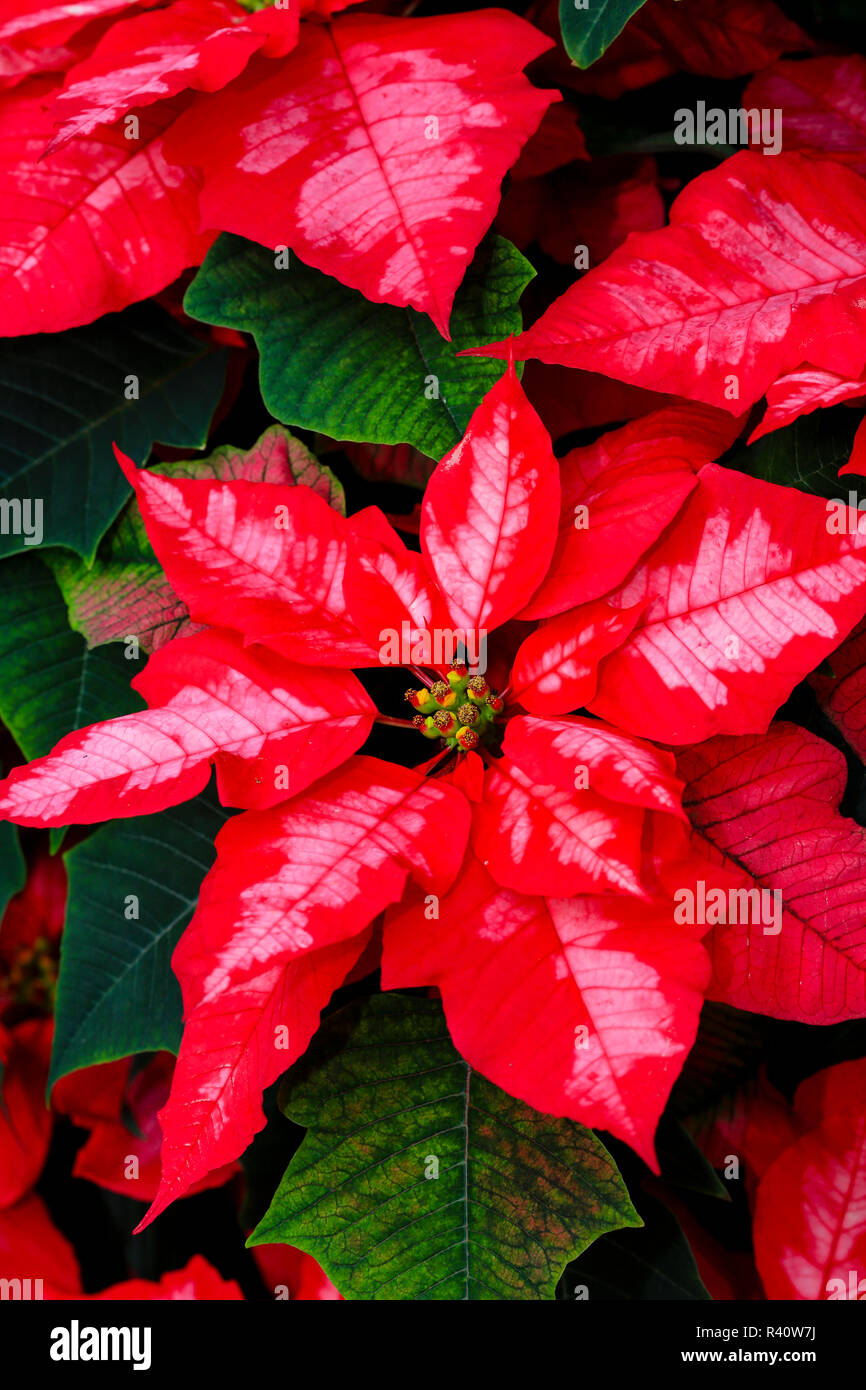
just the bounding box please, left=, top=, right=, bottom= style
left=115, top=445, right=381, bottom=665
left=163, top=11, right=557, bottom=336
left=52, top=426, right=344, bottom=654
left=473, top=756, right=646, bottom=898
left=511, top=598, right=644, bottom=717
left=586, top=464, right=866, bottom=744
left=753, top=1059, right=866, bottom=1299
left=748, top=365, right=866, bottom=442
left=44, top=0, right=300, bottom=154
left=472, top=153, right=866, bottom=411
left=420, top=364, right=560, bottom=636
left=0, top=80, right=210, bottom=336
left=504, top=714, right=686, bottom=819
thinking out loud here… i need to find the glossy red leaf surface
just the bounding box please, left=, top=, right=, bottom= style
left=503, top=714, right=686, bottom=819
left=473, top=755, right=647, bottom=898
left=511, top=598, right=645, bottom=716
left=116, top=447, right=382, bottom=664
left=753, top=1059, right=866, bottom=1299
left=748, top=365, right=866, bottom=442
left=73, top=1053, right=237, bottom=1202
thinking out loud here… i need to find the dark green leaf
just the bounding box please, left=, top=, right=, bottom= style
left=0, top=304, right=228, bottom=562
left=49, top=787, right=231, bottom=1088
left=0, top=555, right=143, bottom=763
left=249, top=993, right=640, bottom=1300
left=184, top=233, right=534, bottom=460
left=726, top=406, right=863, bottom=500
left=0, top=821, right=26, bottom=925
left=560, top=1191, right=711, bottom=1300
left=559, top=0, right=647, bottom=68
left=656, top=1115, right=730, bottom=1202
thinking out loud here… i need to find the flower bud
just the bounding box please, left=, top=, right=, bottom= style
left=431, top=680, right=457, bottom=708
left=456, top=726, right=479, bottom=750
left=433, top=709, right=457, bottom=735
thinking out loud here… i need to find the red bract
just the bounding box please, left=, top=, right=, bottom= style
left=0, top=1190, right=242, bottom=1296
left=0, top=1020, right=53, bottom=1209
left=420, top=365, right=561, bottom=631
left=0, top=1192, right=83, bottom=1298
left=517, top=403, right=743, bottom=619
left=678, top=722, right=866, bottom=1022
left=749, top=365, right=866, bottom=441
left=44, top=0, right=300, bottom=154
left=252, top=1244, right=341, bottom=1301
left=0, top=81, right=209, bottom=337
left=474, top=152, right=866, bottom=412
left=90, top=1254, right=244, bottom=1299
left=162, top=11, right=557, bottom=335
left=0, top=0, right=158, bottom=52
left=581, top=464, right=866, bottom=744
left=72, top=1052, right=239, bottom=1201
left=752, top=1059, right=866, bottom=1299
left=745, top=56, right=866, bottom=177
left=0, top=627, right=375, bottom=823
left=138, top=757, right=469, bottom=1227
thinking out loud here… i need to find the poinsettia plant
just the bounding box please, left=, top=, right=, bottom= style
left=2, top=0, right=866, bottom=1307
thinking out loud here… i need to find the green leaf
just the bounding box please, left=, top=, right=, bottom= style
left=559, top=0, right=648, bottom=68
left=726, top=406, right=863, bottom=500
left=0, top=303, right=228, bottom=563
left=184, top=233, right=534, bottom=460
left=49, top=786, right=231, bottom=1089
left=655, top=1116, right=730, bottom=1202
left=560, top=1191, right=711, bottom=1300
left=0, top=555, right=143, bottom=764
left=249, top=993, right=640, bottom=1300
left=0, top=821, right=26, bottom=924
left=48, top=425, right=343, bottom=654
